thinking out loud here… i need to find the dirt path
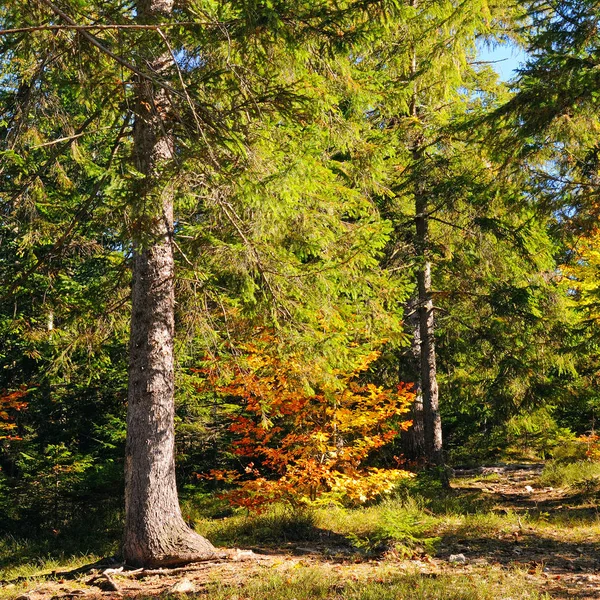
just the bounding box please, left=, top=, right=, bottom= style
left=448, top=464, right=600, bottom=598
left=4, top=465, right=600, bottom=599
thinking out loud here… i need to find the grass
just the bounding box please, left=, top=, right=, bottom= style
left=0, top=540, right=104, bottom=600
left=0, top=533, right=118, bottom=578
left=187, top=472, right=515, bottom=558
left=200, top=563, right=549, bottom=600
left=3, top=465, right=600, bottom=599
left=190, top=489, right=473, bottom=556
left=0, top=510, right=121, bottom=599
left=540, top=460, right=600, bottom=489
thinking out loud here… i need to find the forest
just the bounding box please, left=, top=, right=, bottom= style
left=2, top=0, right=600, bottom=598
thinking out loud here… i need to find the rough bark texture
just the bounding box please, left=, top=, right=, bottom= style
left=400, top=298, right=426, bottom=460
left=407, top=0, right=442, bottom=466
left=415, top=194, right=443, bottom=466
left=123, top=0, right=216, bottom=567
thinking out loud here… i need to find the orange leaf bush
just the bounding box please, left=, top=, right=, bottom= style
left=0, top=386, right=28, bottom=440
left=197, top=338, right=414, bottom=509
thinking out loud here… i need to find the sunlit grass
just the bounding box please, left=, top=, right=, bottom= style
left=2, top=465, right=598, bottom=599
left=540, top=460, right=600, bottom=488
left=0, top=541, right=100, bottom=600
left=201, top=563, right=548, bottom=600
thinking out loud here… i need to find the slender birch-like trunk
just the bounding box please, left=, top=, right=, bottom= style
left=123, top=0, right=216, bottom=567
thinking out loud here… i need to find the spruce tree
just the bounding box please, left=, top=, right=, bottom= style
left=1, top=0, right=403, bottom=565
left=353, top=0, right=521, bottom=465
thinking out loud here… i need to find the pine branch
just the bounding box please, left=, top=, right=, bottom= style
left=0, top=22, right=209, bottom=35
left=36, top=0, right=214, bottom=130
left=2, top=114, right=131, bottom=301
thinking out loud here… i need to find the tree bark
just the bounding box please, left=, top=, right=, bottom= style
left=407, top=4, right=443, bottom=466
left=399, top=297, right=426, bottom=460
left=123, top=0, right=216, bottom=567
left=414, top=193, right=443, bottom=466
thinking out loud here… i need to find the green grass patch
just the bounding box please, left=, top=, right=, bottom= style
left=540, top=460, right=600, bottom=490
left=194, top=504, right=320, bottom=547
left=314, top=498, right=440, bottom=556
left=189, top=471, right=524, bottom=557
left=201, top=564, right=548, bottom=600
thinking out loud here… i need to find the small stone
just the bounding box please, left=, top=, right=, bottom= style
left=230, top=548, right=256, bottom=561
left=169, top=578, right=196, bottom=594
left=524, top=485, right=534, bottom=493
left=449, top=554, right=467, bottom=564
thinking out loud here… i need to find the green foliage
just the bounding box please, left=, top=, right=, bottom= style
left=1, top=0, right=600, bottom=546
left=503, top=408, right=574, bottom=460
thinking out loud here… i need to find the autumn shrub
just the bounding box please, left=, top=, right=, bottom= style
left=197, top=338, right=415, bottom=510
left=551, top=433, right=600, bottom=463
left=0, top=387, right=28, bottom=440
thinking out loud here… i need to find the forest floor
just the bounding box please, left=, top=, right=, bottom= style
left=2, top=463, right=600, bottom=599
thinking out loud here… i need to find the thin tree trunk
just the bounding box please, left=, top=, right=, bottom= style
left=400, top=297, right=425, bottom=460
left=414, top=194, right=443, bottom=466
left=408, top=0, right=443, bottom=467
left=123, top=0, right=216, bottom=567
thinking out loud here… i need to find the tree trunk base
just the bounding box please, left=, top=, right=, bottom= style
left=125, top=525, right=219, bottom=568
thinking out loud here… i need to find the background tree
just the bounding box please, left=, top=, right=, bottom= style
left=349, top=0, right=523, bottom=465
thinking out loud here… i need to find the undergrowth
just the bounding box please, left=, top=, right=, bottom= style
left=3, top=464, right=599, bottom=599
left=540, top=460, right=600, bottom=490
left=187, top=471, right=512, bottom=557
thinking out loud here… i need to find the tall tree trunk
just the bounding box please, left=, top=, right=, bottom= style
left=408, top=0, right=443, bottom=467
left=123, top=0, right=216, bottom=567
left=414, top=193, right=443, bottom=466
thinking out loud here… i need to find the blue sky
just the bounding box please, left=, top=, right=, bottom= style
left=477, top=43, right=528, bottom=81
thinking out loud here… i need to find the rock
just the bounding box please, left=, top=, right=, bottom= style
left=524, top=485, right=534, bottom=493
left=169, top=578, right=196, bottom=594
left=449, top=554, right=467, bottom=564
left=230, top=549, right=257, bottom=561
